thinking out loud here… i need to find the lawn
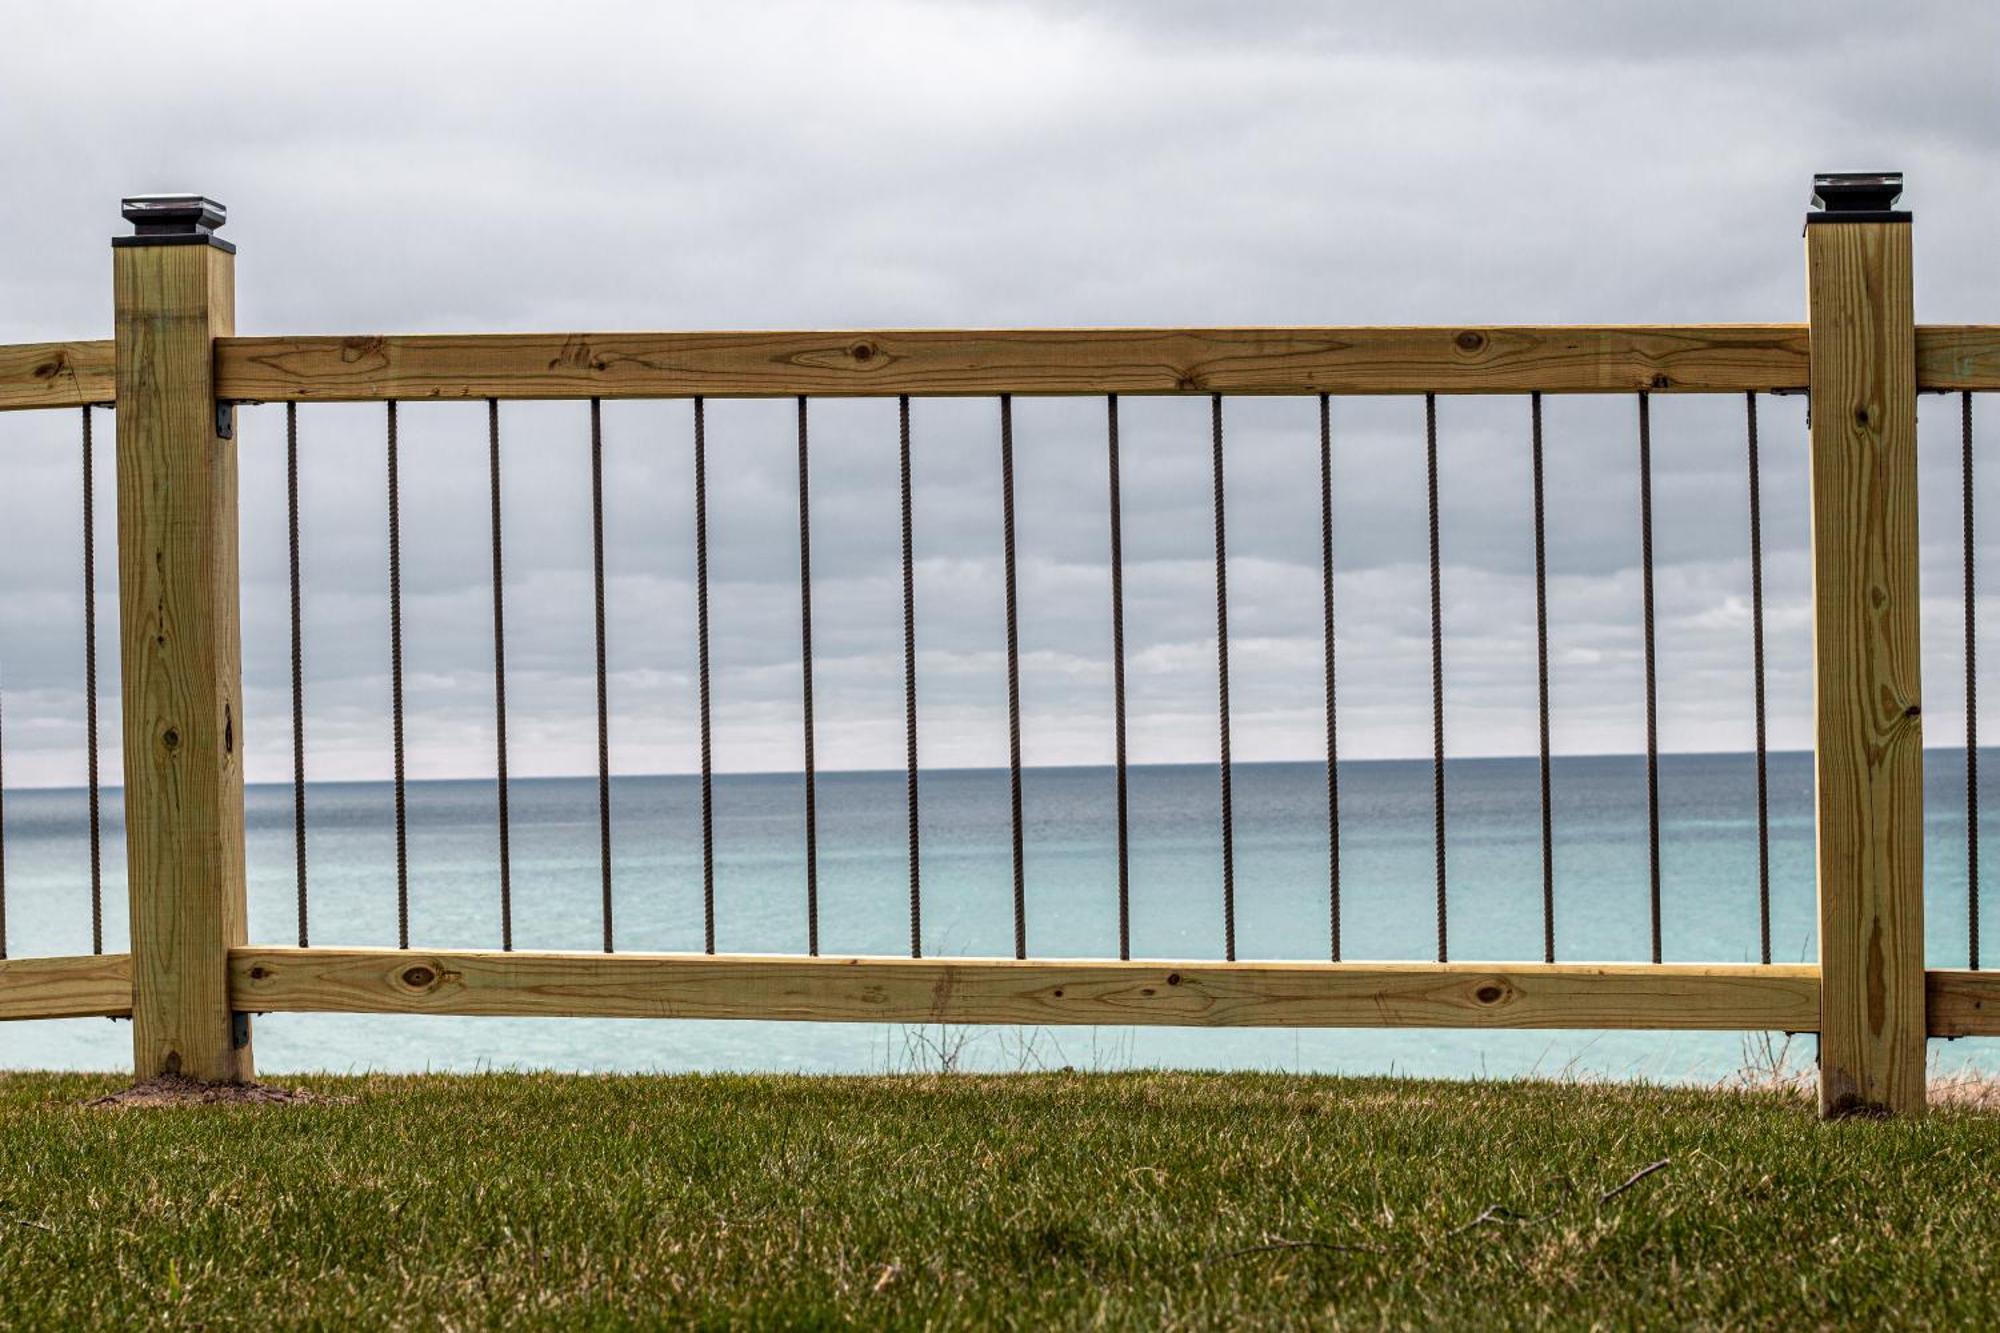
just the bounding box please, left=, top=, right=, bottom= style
left=0, top=1070, right=1994, bottom=1328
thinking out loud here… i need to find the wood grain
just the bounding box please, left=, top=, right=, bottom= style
left=0, top=952, right=132, bottom=1021
left=1806, top=221, right=1926, bottom=1118
left=1926, top=970, right=2000, bottom=1036
left=229, top=948, right=1821, bottom=1032
left=114, top=242, right=253, bottom=1083
left=1915, top=326, right=2000, bottom=390
left=213, top=326, right=1815, bottom=401
left=7, top=325, right=1988, bottom=411
left=0, top=340, right=115, bottom=411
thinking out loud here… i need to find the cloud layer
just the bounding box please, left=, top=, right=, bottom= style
left=1, top=1, right=1995, bottom=785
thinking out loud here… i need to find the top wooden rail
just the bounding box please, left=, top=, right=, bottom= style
left=4, top=325, right=1997, bottom=411
left=212, top=325, right=1814, bottom=400
left=0, top=340, right=116, bottom=411
left=1917, top=326, right=2000, bottom=389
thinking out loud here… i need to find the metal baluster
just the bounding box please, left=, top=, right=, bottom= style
left=797, top=396, right=819, bottom=956
left=288, top=403, right=309, bottom=947
left=1532, top=393, right=1554, bottom=963
left=592, top=400, right=613, bottom=953
left=1966, top=391, right=1980, bottom=971
left=81, top=407, right=102, bottom=954
left=1746, top=392, right=1772, bottom=965
left=694, top=398, right=716, bottom=954
left=489, top=400, right=513, bottom=952
left=900, top=396, right=922, bottom=958
left=1427, top=394, right=1447, bottom=963
left=1638, top=392, right=1662, bottom=964
left=387, top=401, right=410, bottom=949
left=1213, top=395, right=1236, bottom=961
left=1321, top=395, right=1341, bottom=961
left=1000, top=396, right=1026, bottom=959
left=1108, top=395, right=1131, bottom=960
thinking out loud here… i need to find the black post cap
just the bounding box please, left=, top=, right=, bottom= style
left=1806, top=172, right=1909, bottom=225
left=114, top=194, right=235, bottom=252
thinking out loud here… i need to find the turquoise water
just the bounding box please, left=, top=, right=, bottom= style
left=5, top=752, right=1995, bottom=1080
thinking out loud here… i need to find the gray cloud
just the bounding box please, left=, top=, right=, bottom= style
left=0, top=1, right=1994, bottom=786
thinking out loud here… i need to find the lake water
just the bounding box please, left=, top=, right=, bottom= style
left=5, top=752, right=1995, bottom=1082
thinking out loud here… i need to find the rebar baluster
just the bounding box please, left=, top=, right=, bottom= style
left=592, top=399, right=614, bottom=953
left=1427, top=394, right=1447, bottom=963
left=1638, top=392, right=1662, bottom=964
left=797, top=396, right=820, bottom=956
left=1213, top=394, right=1236, bottom=962
left=81, top=406, right=102, bottom=954
left=1746, top=392, right=1772, bottom=965
left=1532, top=393, right=1554, bottom=963
left=1966, top=390, right=1980, bottom=972
left=694, top=398, right=716, bottom=955
left=1107, top=395, right=1131, bottom=960
left=900, top=396, right=922, bottom=959
left=387, top=401, right=410, bottom=949
left=489, top=399, right=513, bottom=953
left=288, top=403, right=308, bottom=947
left=1320, top=395, right=1341, bottom=961
left=1000, top=395, right=1026, bottom=959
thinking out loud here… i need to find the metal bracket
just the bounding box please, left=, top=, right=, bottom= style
left=231, top=1011, right=251, bottom=1050
left=216, top=401, right=235, bottom=440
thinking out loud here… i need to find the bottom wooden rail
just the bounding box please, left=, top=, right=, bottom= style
left=12, top=946, right=1987, bottom=1041
left=1926, top=970, right=2000, bottom=1037
left=229, top=948, right=1822, bottom=1031
left=0, top=953, right=133, bottom=1021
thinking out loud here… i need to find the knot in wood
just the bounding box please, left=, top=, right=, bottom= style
left=339, top=336, right=386, bottom=365
left=400, top=965, right=438, bottom=990
left=1454, top=330, right=1487, bottom=353
left=848, top=341, right=877, bottom=364
left=1473, top=982, right=1508, bottom=1005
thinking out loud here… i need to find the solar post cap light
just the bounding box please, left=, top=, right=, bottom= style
left=1807, top=172, right=1909, bottom=223
left=115, top=194, right=234, bottom=249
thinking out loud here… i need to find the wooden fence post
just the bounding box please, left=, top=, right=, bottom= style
left=113, top=195, right=253, bottom=1083
left=1806, top=172, right=1924, bottom=1118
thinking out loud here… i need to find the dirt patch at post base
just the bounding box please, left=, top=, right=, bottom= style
left=85, top=1075, right=352, bottom=1108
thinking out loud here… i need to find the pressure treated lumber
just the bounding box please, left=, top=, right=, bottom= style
left=1925, top=970, right=2000, bottom=1037
left=1806, top=220, right=1925, bottom=1118
left=1915, top=325, right=2000, bottom=390
left=230, top=948, right=1821, bottom=1031
left=0, top=340, right=115, bottom=411
left=8, top=325, right=1990, bottom=412
left=0, top=953, right=132, bottom=1021
left=213, top=325, right=1816, bottom=400
left=114, top=240, right=253, bottom=1082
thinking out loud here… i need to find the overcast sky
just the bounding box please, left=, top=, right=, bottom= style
left=1, top=1, right=1996, bottom=787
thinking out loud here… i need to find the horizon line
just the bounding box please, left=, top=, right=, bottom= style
left=6, top=744, right=1994, bottom=795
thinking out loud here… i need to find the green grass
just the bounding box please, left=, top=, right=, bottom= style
left=0, top=1070, right=1994, bottom=1329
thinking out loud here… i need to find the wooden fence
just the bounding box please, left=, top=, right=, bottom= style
left=1, top=175, right=1996, bottom=1118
